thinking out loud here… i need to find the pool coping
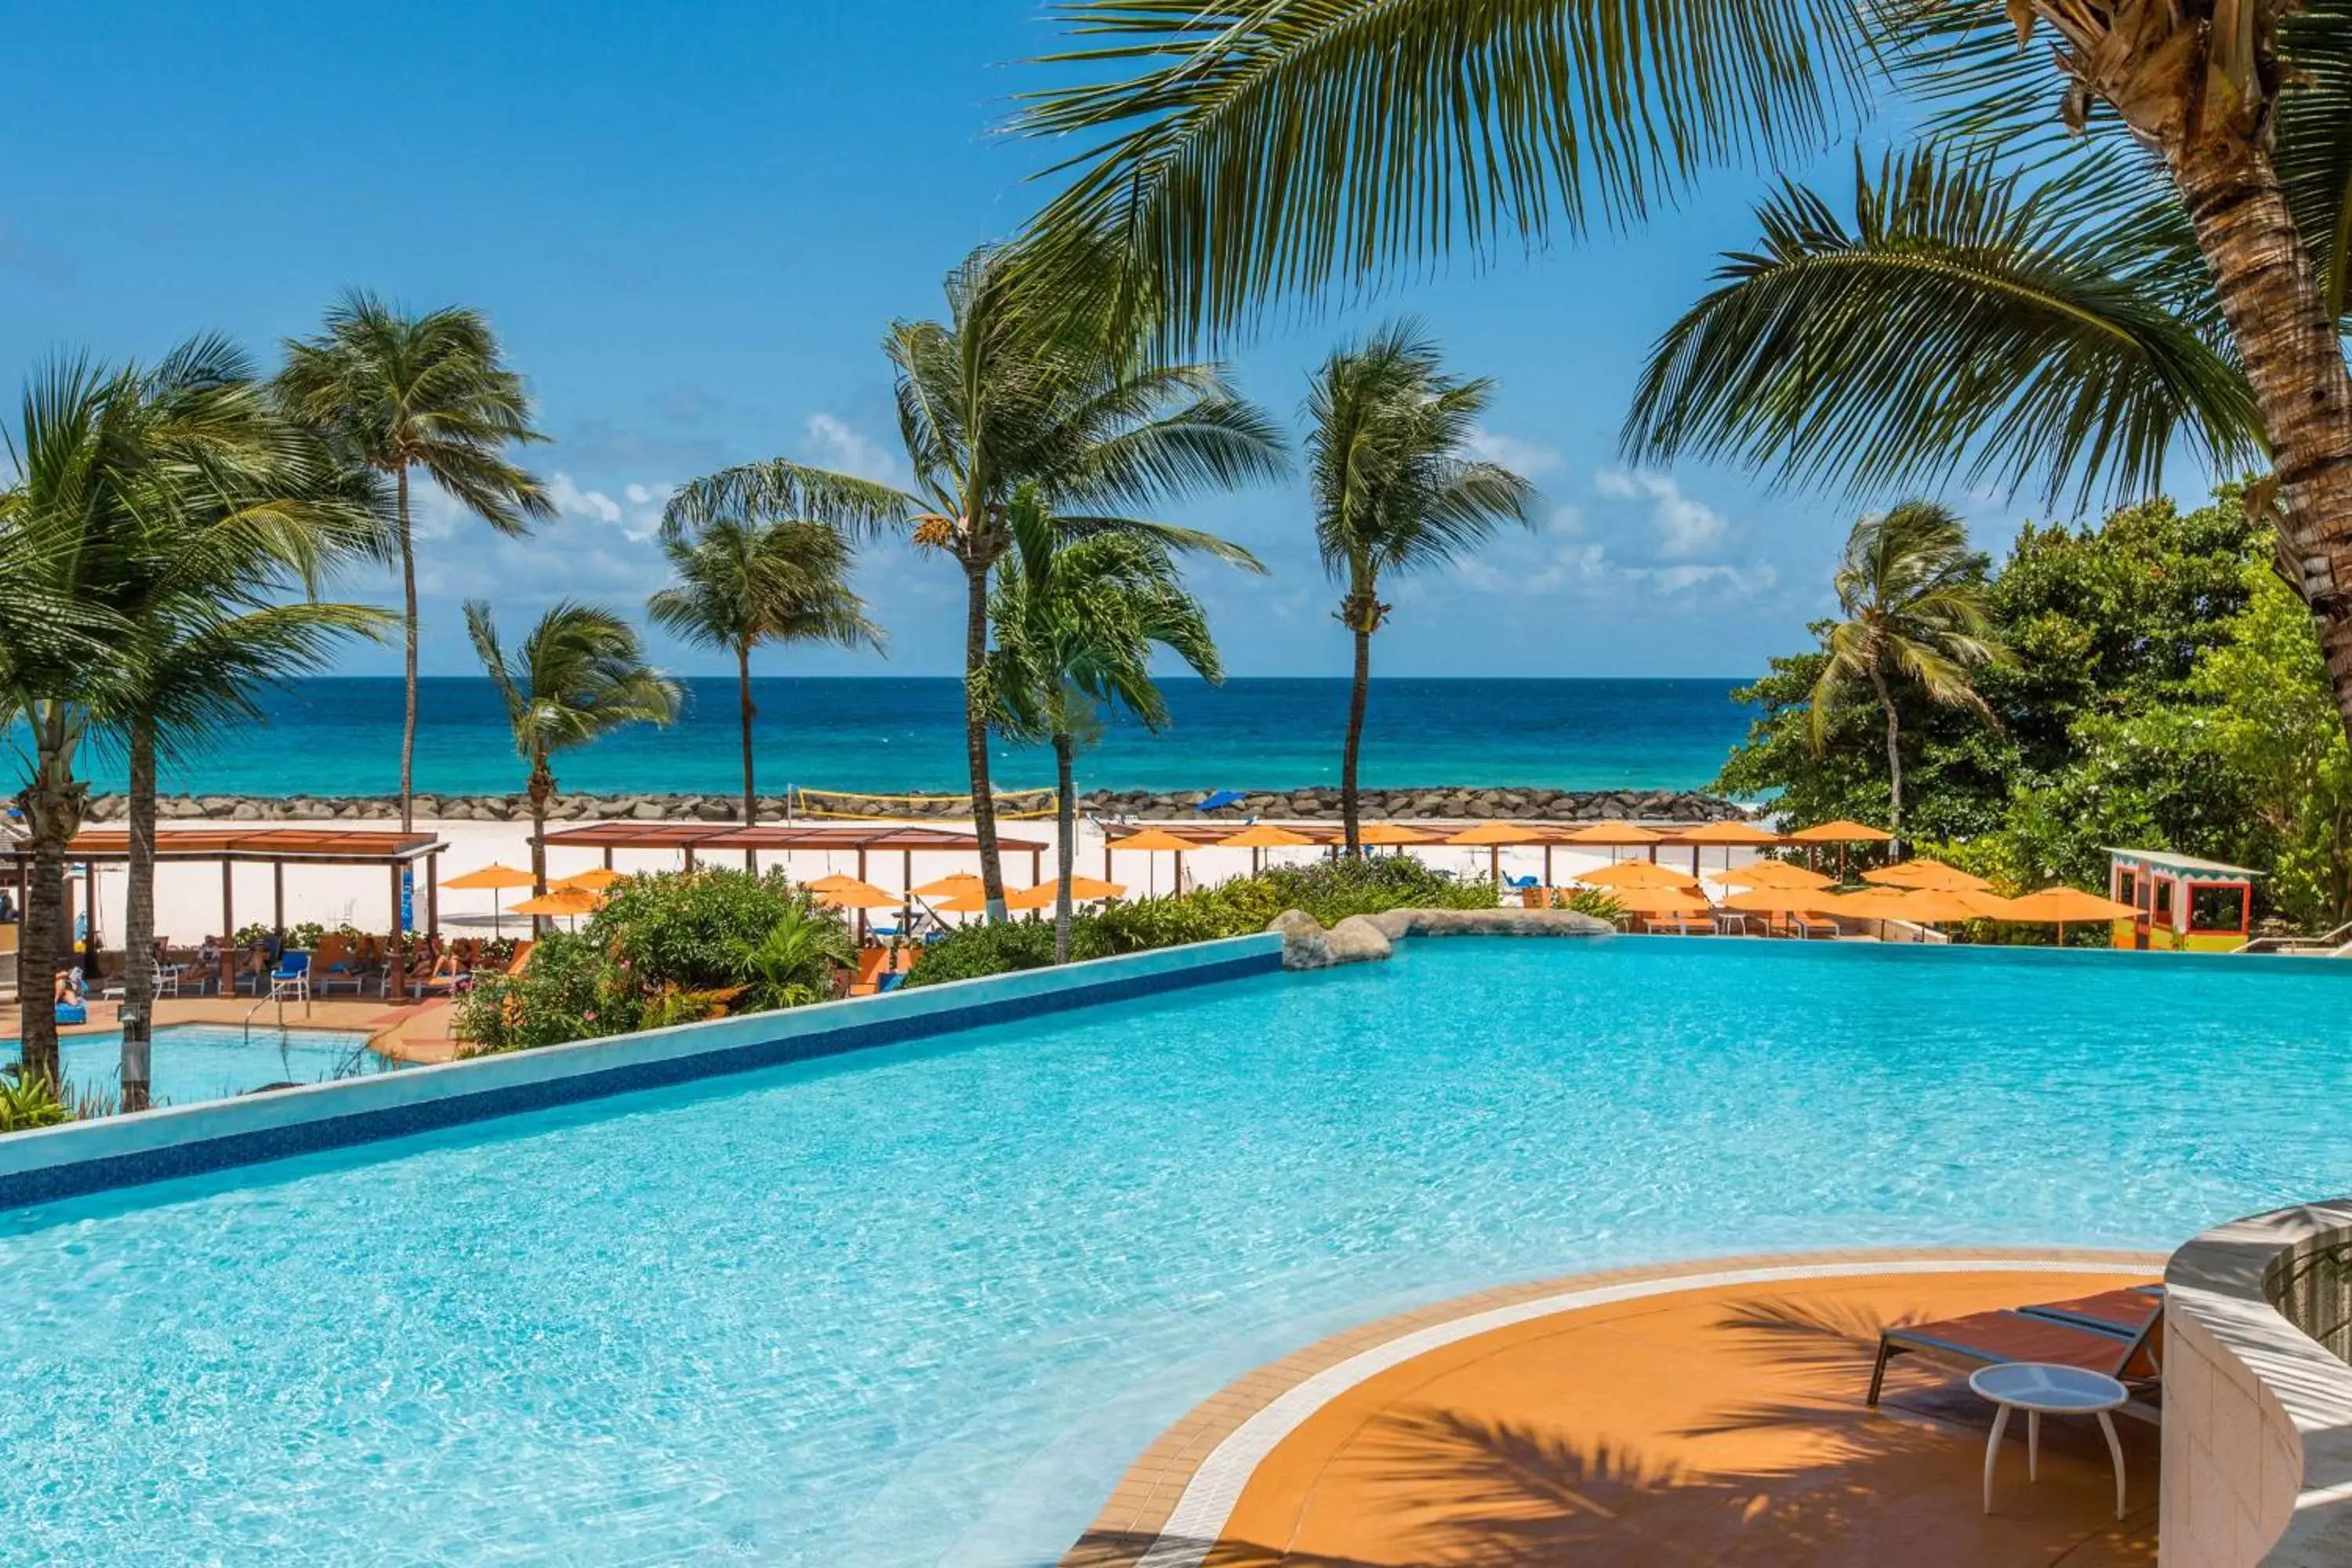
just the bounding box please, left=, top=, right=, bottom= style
left=1062, top=1244, right=2169, bottom=1568
left=0, top=933, right=1283, bottom=1211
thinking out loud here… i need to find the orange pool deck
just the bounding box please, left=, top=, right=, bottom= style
left=1068, top=1252, right=2167, bottom=1568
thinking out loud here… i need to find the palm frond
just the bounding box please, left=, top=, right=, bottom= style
left=1624, top=147, right=2263, bottom=513
left=1020, top=0, right=1867, bottom=346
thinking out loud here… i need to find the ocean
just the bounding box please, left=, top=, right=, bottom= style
left=42, top=677, right=1759, bottom=799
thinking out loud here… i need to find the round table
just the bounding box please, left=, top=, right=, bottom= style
left=1969, top=1362, right=2130, bottom=1519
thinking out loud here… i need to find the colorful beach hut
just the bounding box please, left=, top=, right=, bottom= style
left=2106, top=848, right=2258, bottom=951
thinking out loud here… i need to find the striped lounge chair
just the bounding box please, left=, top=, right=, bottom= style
left=1867, top=1284, right=2164, bottom=1421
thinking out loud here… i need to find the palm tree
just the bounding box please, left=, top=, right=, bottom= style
left=647, top=517, right=884, bottom=842
left=279, top=292, right=554, bottom=832
left=100, top=339, right=391, bottom=1110
left=1019, top=2, right=2352, bottom=745
left=1307, top=325, right=1535, bottom=855
left=989, top=491, right=1226, bottom=961
left=465, top=601, right=681, bottom=906
left=1808, top=503, right=2005, bottom=850
left=664, top=241, right=1284, bottom=918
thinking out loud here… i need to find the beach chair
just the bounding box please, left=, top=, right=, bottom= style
left=1790, top=911, right=1840, bottom=940
left=419, top=953, right=471, bottom=997
left=848, top=947, right=893, bottom=996
left=267, top=950, right=311, bottom=1004
left=505, top=941, right=535, bottom=976
left=1867, top=1285, right=2164, bottom=1421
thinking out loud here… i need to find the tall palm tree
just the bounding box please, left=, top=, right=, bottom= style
left=1307, top=325, right=1535, bottom=855
left=101, top=339, right=390, bottom=1110
left=279, top=292, right=554, bottom=832
left=989, top=492, right=1225, bottom=962
left=465, top=601, right=681, bottom=905
left=646, top=517, right=884, bottom=841
left=1809, top=503, right=2005, bottom=850
left=1019, top=2, right=2352, bottom=745
left=664, top=241, right=1284, bottom=919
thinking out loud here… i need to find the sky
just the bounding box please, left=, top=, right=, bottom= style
left=0, top=2, right=2191, bottom=682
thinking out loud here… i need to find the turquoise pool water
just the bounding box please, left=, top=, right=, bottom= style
left=9, top=1024, right=387, bottom=1107
left=0, top=938, right=2345, bottom=1564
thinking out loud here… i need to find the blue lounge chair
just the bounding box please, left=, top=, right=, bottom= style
left=267, top=950, right=311, bottom=1004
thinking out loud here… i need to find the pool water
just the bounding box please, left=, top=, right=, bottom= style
left=0, top=938, right=2346, bottom=1565
left=16, top=1025, right=387, bottom=1107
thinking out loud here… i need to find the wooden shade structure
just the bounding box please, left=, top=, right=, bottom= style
left=540, top=822, right=1047, bottom=909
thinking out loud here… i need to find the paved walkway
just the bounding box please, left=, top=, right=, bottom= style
left=1069, top=1254, right=2165, bottom=1568
left=1, top=994, right=459, bottom=1063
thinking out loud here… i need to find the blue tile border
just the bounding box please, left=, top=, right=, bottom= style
left=0, top=935, right=1283, bottom=1212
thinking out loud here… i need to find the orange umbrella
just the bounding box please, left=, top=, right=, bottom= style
left=1711, top=860, right=1835, bottom=891
left=1865, top=858, right=1991, bottom=893
left=1108, top=829, right=1196, bottom=897
left=2000, top=885, right=2136, bottom=942
left=817, top=880, right=904, bottom=910
left=1719, top=885, right=1840, bottom=914
left=1357, top=822, right=1438, bottom=845
left=554, top=867, right=625, bottom=893
left=1006, top=877, right=1125, bottom=910
left=805, top=873, right=862, bottom=892
left=1828, top=886, right=1987, bottom=924
left=910, top=872, right=985, bottom=899
left=1610, top=887, right=1715, bottom=917
left=1675, top=818, right=1784, bottom=845
left=511, top=887, right=602, bottom=931
left=1786, top=819, right=1893, bottom=844
left=1577, top=861, right=1704, bottom=891
left=446, top=863, right=537, bottom=937
left=934, top=887, right=1015, bottom=914
left=1223, top=822, right=1314, bottom=873
left=1447, top=820, right=1532, bottom=884
left=1552, top=821, right=1664, bottom=845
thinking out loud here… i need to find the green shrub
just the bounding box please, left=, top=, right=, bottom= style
left=1558, top=887, right=1624, bottom=923
left=0, top=1068, right=73, bottom=1133
left=899, top=920, right=1062, bottom=988
left=1260, top=855, right=1497, bottom=924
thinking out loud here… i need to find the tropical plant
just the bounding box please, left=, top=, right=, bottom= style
left=1021, top=2, right=2352, bottom=747
left=664, top=240, right=1285, bottom=916
left=731, top=901, right=857, bottom=1008
left=648, top=516, right=884, bottom=837
left=1306, top=323, right=1535, bottom=855
left=464, top=601, right=681, bottom=906
left=989, top=492, right=1226, bottom=961
left=279, top=292, right=554, bottom=831
left=0, top=1065, right=72, bottom=1134
left=1807, top=503, right=2004, bottom=848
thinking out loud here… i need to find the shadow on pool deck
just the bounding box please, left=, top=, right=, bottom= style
left=1069, top=1267, right=2161, bottom=1568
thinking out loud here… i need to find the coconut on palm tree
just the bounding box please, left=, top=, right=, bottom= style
left=663, top=241, right=1284, bottom=918
left=279, top=293, right=554, bottom=831
left=1307, top=324, right=1535, bottom=855
left=647, top=517, right=884, bottom=842
left=1809, top=503, right=2005, bottom=851
left=465, top=601, right=681, bottom=906
left=1020, top=2, right=2352, bottom=744
left=988, top=489, right=1226, bottom=961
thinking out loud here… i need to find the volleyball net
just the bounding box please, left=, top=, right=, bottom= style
left=786, top=785, right=1059, bottom=821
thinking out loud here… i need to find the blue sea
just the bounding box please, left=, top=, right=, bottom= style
left=53, top=677, right=1757, bottom=798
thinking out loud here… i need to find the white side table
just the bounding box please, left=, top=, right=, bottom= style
left=1969, top=1362, right=2130, bottom=1519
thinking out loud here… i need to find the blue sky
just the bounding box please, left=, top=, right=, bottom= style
left=0, top=3, right=2183, bottom=681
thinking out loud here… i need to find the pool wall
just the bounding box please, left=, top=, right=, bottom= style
left=0, top=933, right=1282, bottom=1210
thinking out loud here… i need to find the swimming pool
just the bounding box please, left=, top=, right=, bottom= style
left=12, top=1024, right=388, bottom=1106
left=0, top=938, right=2344, bottom=1564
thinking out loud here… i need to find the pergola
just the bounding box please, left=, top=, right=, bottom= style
left=538, top=822, right=1051, bottom=891
left=2, top=827, right=448, bottom=1001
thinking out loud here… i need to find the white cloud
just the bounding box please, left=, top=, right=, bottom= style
left=548, top=471, right=622, bottom=527
left=806, top=412, right=906, bottom=486
left=547, top=471, right=669, bottom=542
left=1464, top=425, right=1564, bottom=480
left=1595, top=468, right=1729, bottom=558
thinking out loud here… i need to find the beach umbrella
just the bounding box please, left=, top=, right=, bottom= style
left=1005, top=877, right=1125, bottom=910
left=1552, top=821, right=1663, bottom=844
left=554, top=867, right=625, bottom=893
left=805, top=873, right=862, bottom=892
left=1608, top=886, right=1715, bottom=920
left=1785, top=818, right=1894, bottom=877
left=1710, top=860, right=1835, bottom=891
left=1717, top=884, right=1842, bottom=934
left=934, top=887, right=1022, bottom=914
left=1864, top=858, right=1991, bottom=893
left=910, top=872, right=985, bottom=900
left=1356, top=822, right=1437, bottom=846
left=1826, top=886, right=1999, bottom=934
left=1667, top=818, right=1784, bottom=879
left=2000, top=886, right=2139, bottom=944
left=1577, top=861, right=1704, bottom=891
left=445, top=862, right=535, bottom=938
left=1221, top=822, right=1315, bottom=874
left=511, top=887, right=602, bottom=931
left=1108, top=828, right=1196, bottom=897
left=1446, top=821, right=1528, bottom=885
left=815, top=880, right=902, bottom=910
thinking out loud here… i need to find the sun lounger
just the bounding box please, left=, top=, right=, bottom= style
left=1791, top=912, right=1839, bottom=939
left=419, top=954, right=470, bottom=997
left=1867, top=1284, right=2163, bottom=1420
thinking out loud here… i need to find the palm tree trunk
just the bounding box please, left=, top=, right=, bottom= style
left=2170, top=133, right=2352, bottom=744
left=1053, top=731, right=1076, bottom=965
left=527, top=757, right=554, bottom=932
left=1867, top=662, right=1904, bottom=851
left=16, top=702, right=84, bottom=1087
left=962, top=557, right=1007, bottom=920
left=737, top=640, right=758, bottom=870
left=1341, top=593, right=1374, bottom=857
left=397, top=466, right=419, bottom=836
left=119, top=715, right=158, bottom=1112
